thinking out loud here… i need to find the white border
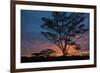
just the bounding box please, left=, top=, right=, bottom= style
left=15, top=4, right=94, bottom=69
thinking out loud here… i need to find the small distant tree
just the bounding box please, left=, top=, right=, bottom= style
left=39, top=49, right=55, bottom=57
left=31, top=49, right=55, bottom=58
left=75, top=44, right=81, bottom=50
left=32, top=53, right=40, bottom=57
left=41, top=12, right=88, bottom=56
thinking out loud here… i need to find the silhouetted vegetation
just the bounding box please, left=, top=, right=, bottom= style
left=21, top=55, right=89, bottom=63
left=21, top=49, right=89, bottom=63
left=31, top=49, right=55, bottom=58
left=41, top=12, right=88, bottom=56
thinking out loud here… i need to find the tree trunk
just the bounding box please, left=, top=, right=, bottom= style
left=63, top=52, right=66, bottom=56
left=62, top=45, right=70, bottom=56
left=62, top=48, right=66, bottom=56
left=66, top=45, right=70, bottom=56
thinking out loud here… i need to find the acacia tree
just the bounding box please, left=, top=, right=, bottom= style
left=32, top=49, right=55, bottom=58
left=41, top=12, right=88, bottom=56
left=39, top=49, right=55, bottom=57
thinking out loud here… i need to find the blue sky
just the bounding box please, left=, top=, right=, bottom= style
left=21, top=10, right=51, bottom=33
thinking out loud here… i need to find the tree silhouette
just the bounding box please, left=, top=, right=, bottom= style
left=41, top=12, right=88, bottom=56
left=32, top=53, right=40, bottom=57
left=39, top=49, right=55, bottom=57
left=74, top=44, right=81, bottom=50
left=32, top=49, right=55, bottom=58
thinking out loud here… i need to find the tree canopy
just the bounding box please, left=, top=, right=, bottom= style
left=41, top=12, right=88, bottom=56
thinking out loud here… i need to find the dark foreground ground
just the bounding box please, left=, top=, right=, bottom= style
left=21, top=56, right=89, bottom=63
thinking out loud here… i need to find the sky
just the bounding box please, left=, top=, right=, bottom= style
left=21, top=9, right=89, bottom=57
